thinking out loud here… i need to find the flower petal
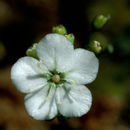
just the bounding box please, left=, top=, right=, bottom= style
left=37, top=33, right=74, bottom=72
left=11, top=57, right=47, bottom=93
left=65, top=48, right=99, bottom=84
left=56, top=85, right=92, bottom=117
left=24, top=85, right=57, bottom=120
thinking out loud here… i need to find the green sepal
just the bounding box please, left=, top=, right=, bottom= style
left=65, top=33, right=75, bottom=45
left=52, top=25, right=67, bottom=35
left=26, top=43, right=39, bottom=59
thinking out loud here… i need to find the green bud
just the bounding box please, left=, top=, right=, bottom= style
left=52, top=25, right=67, bottom=35
left=65, top=33, right=75, bottom=44
left=107, top=44, right=114, bottom=53
left=26, top=43, right=38, bottom=59
left=93, top=14, right=110, bottom=30
left=89, top=40, right=102, bottom=54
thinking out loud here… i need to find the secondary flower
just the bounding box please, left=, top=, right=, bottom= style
left=11, top=33, right=99, bottom=120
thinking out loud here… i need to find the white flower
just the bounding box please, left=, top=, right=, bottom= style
left=11, top=34, right=99, bottom=120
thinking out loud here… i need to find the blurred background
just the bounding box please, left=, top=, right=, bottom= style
left=0, top=0, right=130, bottom=130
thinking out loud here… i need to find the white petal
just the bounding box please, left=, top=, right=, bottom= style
left=24, top=85, right=57, bottom=120
left=11, top=57, right=47, bottom=93
left=37, top=33, right=74, bottom=72
left=65, top=48, right=99, bottom=84
left=56, top=85, right=92, bottom=117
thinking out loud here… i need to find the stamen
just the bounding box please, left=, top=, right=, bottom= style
left=38, top=84, right=54, bottom=109
left=57, top=101, right=62, bottom=104
left=37, top=60, right=51, bottom=75
left=28, top=84, right=47, bottom=93
left=28, top=88, right=32, bottom=93
left=62, top=85, right=73, bottom=102
left=56, top=88, right=62, bottom=105
left=45, top=84, right=54, bottom=101
left=65, top=78, right=77, bottom=88
left=79, top=88, right=83, bottom=93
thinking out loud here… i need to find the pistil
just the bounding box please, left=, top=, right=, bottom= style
left=52, top=74, right=61, bottom=83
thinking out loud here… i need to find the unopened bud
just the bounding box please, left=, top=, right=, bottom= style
left=107, top=44, right=114, bottom=53
left=52, top=25, right=67, bottom=35
left=26, top=43, right=38, bottom=59
left=93, top=14, right=110, bottom=30
left=89, top=40, right=102, bottom=54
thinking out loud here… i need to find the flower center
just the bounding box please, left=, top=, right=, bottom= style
left=51, top=74, right=61, bottom=83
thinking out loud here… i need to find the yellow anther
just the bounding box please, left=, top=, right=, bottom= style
left=45, top=85, right=53, bottom=101
left=57, top=101, right=62, bottom=104
left=28, top=88, right=32, bottom=93
left=45, top=96, right=50, bottom=101
left=79, top=88, right=83, bottom=93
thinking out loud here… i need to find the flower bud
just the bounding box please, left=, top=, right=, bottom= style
left=107, top=44, right=114, bottom=54
left=26, top=43, right=38, bottom=59
left=52, top=25, right=67, bottom=35
left=65, top=33, right=75, bottom=45
left=93, top=14, right=110, bottom=30
left=89, top=40, right=102, bottom=54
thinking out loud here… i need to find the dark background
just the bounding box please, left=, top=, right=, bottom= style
left=0, top=0, right=130, bottom=130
